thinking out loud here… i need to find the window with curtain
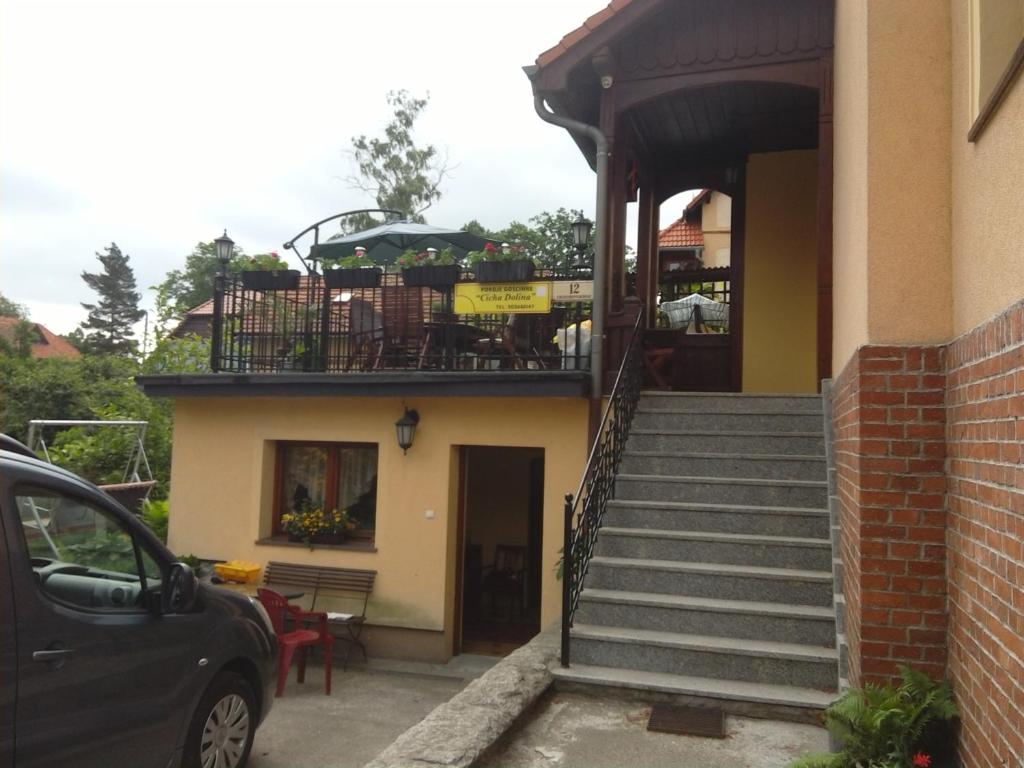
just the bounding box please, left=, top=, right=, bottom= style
left=275, top=442, right=378, bottom=541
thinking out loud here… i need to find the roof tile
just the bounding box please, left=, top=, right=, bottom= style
left=658, top=218, right=704, bottom=248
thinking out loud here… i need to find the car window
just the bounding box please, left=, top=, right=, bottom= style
left=15, top=487, right=162, bottom=611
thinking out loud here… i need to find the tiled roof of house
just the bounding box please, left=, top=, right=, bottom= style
left=535, top=0, right=638, bottom=68
left=658, top=218, right=704, bottom=249
left=0, top=317, right=81, bottom=359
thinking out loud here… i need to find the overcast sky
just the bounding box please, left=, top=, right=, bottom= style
left=1, top=0, right=688, bottom=335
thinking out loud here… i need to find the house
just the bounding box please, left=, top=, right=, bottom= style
left=0, top=317, right=80, bottom=359
left=657, top=188, right=733, bottom=272
left=139, top=1, right=1024, bottom=762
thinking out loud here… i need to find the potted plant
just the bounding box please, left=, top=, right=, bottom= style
left=279, top=505, right=356, bottom=547
left=468, top=242, right=535, bottom=282
left=397, top=247, right=461, bottom=288
left=324, top=251, right=383, bottom=289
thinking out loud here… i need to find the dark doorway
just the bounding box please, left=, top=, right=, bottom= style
left=457, top=446, right=544, bottom=656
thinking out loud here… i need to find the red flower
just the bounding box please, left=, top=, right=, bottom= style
left=912, top=753, right=931, bottom=767
left=484, top=242, right=496, bottom=252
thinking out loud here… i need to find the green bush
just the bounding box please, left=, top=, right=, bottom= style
left=141, top=498, right=169, bottom=543
left=788, top=665, right=958, bottom=768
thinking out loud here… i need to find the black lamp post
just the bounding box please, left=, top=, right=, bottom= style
left=395, top=408, right=420, bottom=454
left=210, top=230, right=235, bottom=372
left=571, top=216, right=593, bottom=272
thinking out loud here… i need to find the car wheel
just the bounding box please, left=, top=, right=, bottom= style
left=184, top=671, right=256, bottom=768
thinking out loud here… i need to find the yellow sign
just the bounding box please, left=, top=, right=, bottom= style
left=552, top=280, right=594, bottom=302
left=454, top=281, right=553, bottom=314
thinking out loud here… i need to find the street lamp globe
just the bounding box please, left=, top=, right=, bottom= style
left=214, top=230, right=235, bottom=267
left=571, top=216, right=593, bottom=252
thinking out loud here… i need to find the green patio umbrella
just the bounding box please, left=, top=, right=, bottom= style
left=315, top=221, right=493, bottom=265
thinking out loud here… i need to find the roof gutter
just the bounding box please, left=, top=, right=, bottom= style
left=527, top=78, right=609, bottom=400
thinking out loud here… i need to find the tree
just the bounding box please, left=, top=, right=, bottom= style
left=0, top=292, right=27, bottom=319
left=461, top=208, right=594, bottom=271
left=345, top=90, right=451, bottom=232
left=151, top=241, right=285, bottom=336
left=79, top=243, right=145, bottom=356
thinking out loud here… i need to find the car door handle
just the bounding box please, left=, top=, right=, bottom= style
left=32, top=648, right=76, bottom=663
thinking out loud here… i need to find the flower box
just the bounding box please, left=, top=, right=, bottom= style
left=474, top=260, right=535, bottom=283
left=287, top=532, right=347, bottom=546
left=324, top=267, right=382, bottom=289
left=241, top=269, right=301, bottom=291
left=401, top=264, right=462, bottom=288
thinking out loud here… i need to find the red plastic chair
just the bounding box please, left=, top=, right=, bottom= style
left=257, top=587, right=334, bottom=697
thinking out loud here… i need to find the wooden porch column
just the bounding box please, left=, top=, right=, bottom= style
left=817, top=57, right=834, bottom=386
left=635, top=180, right=658, bottom=326
left=599, top=86, right=628, bottom=315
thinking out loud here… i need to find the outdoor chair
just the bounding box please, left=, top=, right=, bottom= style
left=480, top=545, right=527, bottom=621
left=375, top=286, right=432, bottom=369
left=257, top=587, right=334, bottom=697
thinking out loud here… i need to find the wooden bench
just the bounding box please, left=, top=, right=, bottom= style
left=263, top=561, right=376, bottom=667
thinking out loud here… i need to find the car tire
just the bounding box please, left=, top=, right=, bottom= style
left=183, top=671, right=257, bottom=768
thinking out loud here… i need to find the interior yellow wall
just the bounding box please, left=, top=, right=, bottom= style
left=832, top=0, right=953, bottom=373
left=742, top=150, right=819, bottom=393
left=166, top=396, right=588, bottom=648
left=953, top=0, right=1024, bottom=335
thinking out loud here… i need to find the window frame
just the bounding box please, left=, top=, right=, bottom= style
left=272, top=440, right=379, bottom=542
left=968, top=0, right=1024, bottom=141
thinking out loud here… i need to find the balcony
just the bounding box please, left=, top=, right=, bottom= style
left=208, top=269, right=594, bottom=379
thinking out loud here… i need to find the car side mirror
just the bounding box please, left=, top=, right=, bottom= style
left=161, top=562, right=198, bottom=614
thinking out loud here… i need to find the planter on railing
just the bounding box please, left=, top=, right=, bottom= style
left=241, top=269, right=301, bottom=291
left=324, top=267, right=382, bottom=289
left=474, top=260, right=535, bottom=283
left=401, top=264, right=461, bottom=288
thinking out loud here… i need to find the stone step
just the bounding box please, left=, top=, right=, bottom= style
left=619, top=451, right=827, bottom=481
left=552, top=664, right=836, bottom=720
left=628, top=429, right=825, bottom=456
left=639, top=392, right=824, bottom=414
left=584, top=556, right=833, bottom=606
left=604, top=500, right=830, bottom=538
left=570, top=625, right=838, bottom=690
left=614, top=475, right=828, bottom=509
left=594, top=527, right=832, bottom=570
left=633, top=409, right=825, bottom=433
left=575, top=589, right=837, bottom=646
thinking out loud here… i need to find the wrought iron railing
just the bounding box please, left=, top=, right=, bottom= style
left=561, top=311, right=645, bottom=666
left=209, top=270, right=594, bottom=374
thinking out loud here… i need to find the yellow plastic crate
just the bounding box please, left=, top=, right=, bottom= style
left=214, top=560, right=262, bottom=584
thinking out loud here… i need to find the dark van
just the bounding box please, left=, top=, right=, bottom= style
left=0, top=438, right=276, bottom=768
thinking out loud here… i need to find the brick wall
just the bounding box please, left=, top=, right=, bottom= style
left=946, top=300, right=1024, bottom=767
left=833, top=345, right=948, bottom=686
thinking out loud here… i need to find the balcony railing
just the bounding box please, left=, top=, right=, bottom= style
left=210, top=269, right=594, bottom=374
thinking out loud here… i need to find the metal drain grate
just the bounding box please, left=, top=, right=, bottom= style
left=647, top=704, right=726, bottom=738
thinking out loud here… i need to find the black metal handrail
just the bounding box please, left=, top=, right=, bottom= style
left=561, top=310, right=645, bottom=666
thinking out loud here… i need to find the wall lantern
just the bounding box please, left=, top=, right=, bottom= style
left=214, top=229, right=235, bottom=269
left=395, top=408, right=420, bottom=454
left=571, top=216, right=593, bottom=253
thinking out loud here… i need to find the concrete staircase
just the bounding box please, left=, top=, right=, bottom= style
left=553, top=392, right=839, bottom=716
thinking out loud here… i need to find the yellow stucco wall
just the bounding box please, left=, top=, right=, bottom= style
left=832, top=0, right=953, bottom=373
left=166, top=396, right=588, bottom=650
left=742, top=150, right=819, bottom=393
left=832, top=0, right=870, bottom=371
left=700, top=191, right=732, bottom=268
left=952, top=1, right=1024, bottom=335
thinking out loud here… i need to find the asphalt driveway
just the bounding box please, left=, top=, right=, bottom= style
left=249, top=666, right=466, bottom=768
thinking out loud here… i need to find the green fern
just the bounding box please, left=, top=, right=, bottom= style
left=786, top=665, right=958, bottom=768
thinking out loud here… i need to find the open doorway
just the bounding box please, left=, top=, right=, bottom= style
left=456, top=446, right=544, bottom=656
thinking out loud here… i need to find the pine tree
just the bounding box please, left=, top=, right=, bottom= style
left=79, top=243, right=145, bottom=356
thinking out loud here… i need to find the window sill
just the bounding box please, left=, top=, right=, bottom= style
left=254, top=537, right=377, bottom=553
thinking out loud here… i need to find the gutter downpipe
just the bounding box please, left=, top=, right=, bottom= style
left=532, top=93, right=609, bottom=407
